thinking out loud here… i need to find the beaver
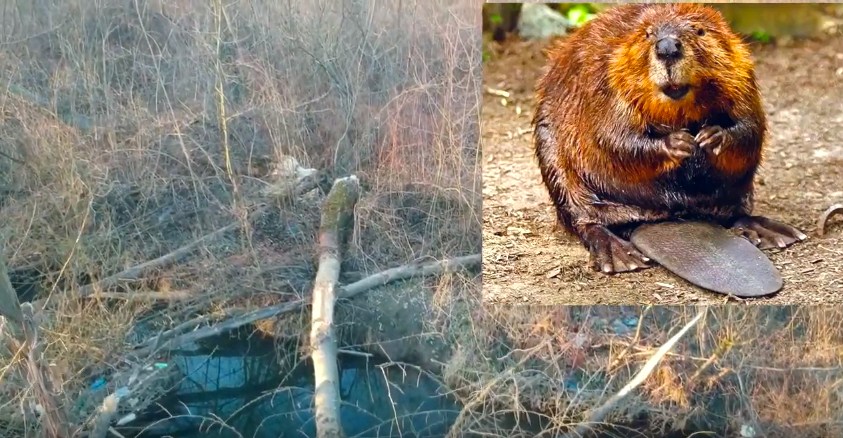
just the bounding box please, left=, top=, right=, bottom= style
left=532, top=3, right=807, bottom=274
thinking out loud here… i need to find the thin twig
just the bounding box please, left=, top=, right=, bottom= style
left=562, top=308, right=707, bottom=438
left=29, top=171, right=323, bottom=312
left=817, top=203, right=843, bottom=237
left=131, top=253, right=481, bottom=356
left=32, top=219, right=243, bottom=312
left=339, top=254, right=481, bottom=299
left=446, top=339, right=552, bottom=438
left=4, top=304, right=72, bottom=437
left=88, top=290, right=196, bottom=301
left=0, top=252, right=24, bottom=324
left=52, top=172, right=322, bottom=305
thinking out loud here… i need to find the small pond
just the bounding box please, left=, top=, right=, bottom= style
left=114, top=332, right=462, bottom=438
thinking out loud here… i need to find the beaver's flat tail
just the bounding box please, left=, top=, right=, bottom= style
left=630, top=220, right=783, bottom=298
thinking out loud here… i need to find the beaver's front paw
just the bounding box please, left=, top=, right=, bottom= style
left=695, top=125, right=726, bottom=156
left=662, top=130, right=696, bottom=162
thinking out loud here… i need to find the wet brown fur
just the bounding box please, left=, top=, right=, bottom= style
left=533, top=3, right=766, bottom=244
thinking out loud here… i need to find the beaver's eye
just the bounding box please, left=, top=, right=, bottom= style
left=696, top=27, right=705, bottom=36
left=645, top=27, right=653, bottom=39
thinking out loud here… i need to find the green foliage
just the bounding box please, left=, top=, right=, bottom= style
left=565, top=4, right=596, bottom=27
left=750, top=30, right=772, bottom=44
left=488, top=12, right=503, bottom=26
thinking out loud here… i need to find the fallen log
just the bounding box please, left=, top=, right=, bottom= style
left=310, top=175, right=360, bottom=438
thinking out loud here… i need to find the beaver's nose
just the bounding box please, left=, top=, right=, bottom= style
left=655, top=37, right=683, bottom=62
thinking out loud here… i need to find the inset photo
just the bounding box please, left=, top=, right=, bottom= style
left=456, top=304, right=843, bottom=438
left=482, top=3, right=843, bottom=305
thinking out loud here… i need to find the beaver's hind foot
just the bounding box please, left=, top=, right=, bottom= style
left=582, top=224, right=653, bottom=274
left=732, top=215, right=808, bottom=250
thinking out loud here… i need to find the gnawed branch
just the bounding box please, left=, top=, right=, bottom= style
left=310, top=175, right=360, bottom=438
left=339, top=254, right=481, bottom=299
left=89, top=394, right=119, bottom=438
left=130, top=253, right=481, bottom=357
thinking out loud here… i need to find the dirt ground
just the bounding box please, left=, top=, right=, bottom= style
left=482, top=35, right=843, bottom=305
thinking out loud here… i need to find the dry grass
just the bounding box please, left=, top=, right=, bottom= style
left=444, top=305, right=843, bottom=437
left=0, top=0, right=480, bottom=435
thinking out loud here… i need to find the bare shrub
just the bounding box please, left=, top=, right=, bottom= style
left=447, top=305, right=843, bottom=437
left=0, top=0, right=480, bottom=434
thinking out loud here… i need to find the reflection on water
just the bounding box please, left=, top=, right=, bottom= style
left=112, top=331, right=714, bottom=438
left=118, top=335, right=460, bottom=438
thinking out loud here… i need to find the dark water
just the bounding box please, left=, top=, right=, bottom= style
left=110, top=332, right=720, bottom=438
left=115, top=334, right=461, bottom=438
left=1, top=265, right=461, bottom=437
left=100, top=326, right=731, bottom=438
